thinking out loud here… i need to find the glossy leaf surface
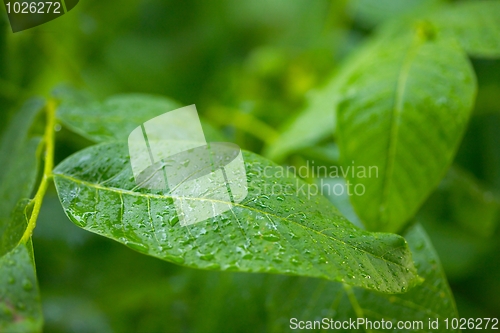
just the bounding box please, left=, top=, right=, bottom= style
left=336, top=30, right=476, bottom=232
left=53, top=142, right=419, bottom=293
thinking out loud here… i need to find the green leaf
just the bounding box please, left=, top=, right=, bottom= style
left=53, top=142, right=420, bottom=293
left=336, top=28, right=476, bottom=232
left=266, top=224, right=459, bottom=333
left=56, top=93, right=182, bottom=143
left=0, top=241, right=43, bottom=333
left=55, top=90, right=224, bottom=143
left=0, top=99, right=44, bottom=254
left=0, top=99, right=45, bottom=332
left=0, top=200, right=33, bottom=257
left=429, top=0, right=500, bottom=58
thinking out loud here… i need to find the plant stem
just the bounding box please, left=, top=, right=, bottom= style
left=343, top=283, right=374, bottom=333
left=19, top=99, right=56, bottom=244
left=207, top=106, right=279, bottom=144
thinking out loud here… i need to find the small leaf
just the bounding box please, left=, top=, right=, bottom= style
left=336, top=28, right=476, bottom=232
left=430, top=0, right=500, bottom=58
left=53, top=142, right=420, bottom=293
left=0, top=241, right=43, bottom=333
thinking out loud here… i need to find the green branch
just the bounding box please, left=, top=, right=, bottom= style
left=19, top=99, right=57, bottom=244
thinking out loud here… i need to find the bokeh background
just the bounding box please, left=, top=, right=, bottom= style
left=1, top=0, right=499, bottom=332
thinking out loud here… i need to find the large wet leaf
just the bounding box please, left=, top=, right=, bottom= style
left=429, top=0, right=500, bottom=58
left=53, top=142, right=420, bottom=293
left=336, top=29, right=476, bottom=233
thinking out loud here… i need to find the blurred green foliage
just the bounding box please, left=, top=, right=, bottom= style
left=1, top=0, right=500, bottom=332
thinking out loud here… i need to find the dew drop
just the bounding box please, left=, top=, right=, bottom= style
left=66, top=210, right=87, bottom=227
left=262, top=231, right=280, bottom=242
left=22, top=279, right=33, bottom=291
left=197, top=252, right=215, bottom=261
left=242, top=253, right=253, bottom=260
left=170, top=255, right=185, bottom=264
left=125, top=241, right=149, bottom=253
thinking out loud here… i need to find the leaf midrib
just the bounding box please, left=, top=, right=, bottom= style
left=53, top=172, right=414, bottom=273
left=379, top=38, right=424, bottom=227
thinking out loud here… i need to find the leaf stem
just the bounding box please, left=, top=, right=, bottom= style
left=343, top=284, right=374, bottom=333
left=207, top=106, right=279, bottom=144
left=19, top=99, right=57, bottom=244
